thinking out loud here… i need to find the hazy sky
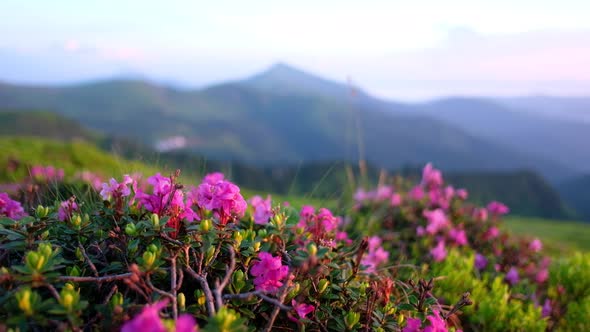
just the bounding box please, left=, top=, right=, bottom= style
left=1, top=0, right=589, bottom=100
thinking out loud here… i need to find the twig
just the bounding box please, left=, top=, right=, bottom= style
left=263, top=275, right=291, bottom=332
left=160, top=232, right=183, bottom=246
left=176, top=267, right=184, bottom=292
left=223, top=291, right=291, bottom=310
left=102, top=285, right=119, bottom=305
left=213, top=246, right=236, bottom=310
left=45, top=283, right=61, bottom=301
left=185, top=265, right=216, bottom=317
left=78, top=242, right=99, bottom=277
left=443, top=292, right=472, bottom=320
left=58, top=273, right=132, bottom=283
left=146, top=273, right=174, bottom=300
left=170, top=254, right=178, bottom=319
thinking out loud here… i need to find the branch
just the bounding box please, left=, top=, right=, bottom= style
left=223, top=291, right=291, bottom=311
left=263, top=275, right=292, bottom=332
left=185, top=265, right=216, bottom=317
left=146, top=273, right=174, bottom=300
left=213, top=246, right=236, bottom=310
left=58, top=273, right=132, bottom=283
left=170, top=254, right=179, bottom=319
left=78, top=242, right=99, bottom=277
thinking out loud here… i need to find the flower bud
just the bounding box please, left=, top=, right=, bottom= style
left=205, top=246, right=216, bottom=265
left=125, top=223, right=137, bottom=236
left=233, top=231, right=243, bottom=247
left=142, top=251, right=156, bottom=269
left=68, top=266, right=81, bottom=277
left=318, top=279, right=329, bottom=294
left=71, top=214, right=82, bottom=228
left=345, top=311, right=361, bottom=330
left=36, top=205, right=49, bottom=218
left=148, top=244, right=159, bottom=253
left=39, top=243, right=52, bottom=258
left=308, top=243, right=318, bottom=257
left=200, top=219, right=212, bottom=232
left=150, top=213, right=160, bottom=229
left=252, top=241, right=261, bottom=252
left=178, top=292, right=186, bottom=311
left=397, top=314, right=405, bottom=326
left=16, top=288, right=34, bottom=316
left=232, top=270, right=245, bottom=292
left=110, top=292, right=124, bottom=308
left=75, top=247, right=84, bottom=261
left=61, top=293, right=74, bottom=311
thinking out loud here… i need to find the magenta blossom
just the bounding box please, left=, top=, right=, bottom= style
left=409, top=186, right=425, bottom=201
left=0, top=192, right=25, bottom=220
left=449, top=228, right=468, bottom=246
left=121, top=299, right=198, bottom=332
left=472, top=208, right=488, bottom=222
left=402, top=317, right=423, bottom=332
left=423, top=310, right=449, bottom=332
left=505, top=267, right=519, bottom=285
left=536, top=268, right=549, bottom=284
left=541, top=299, right=552, bottom=317
left=203, top=172, right=225, bottom=185
left=250, top=252, right=289, bottom=293
left=375, top=186, right=393, bottom=201
left=291, top=300, right=315, bottom=319
left=487, top=201, right=509, bottom=216
left=391, top=193, right=402, bottom=207
left=484, top=226, right=500, bottom=240
left=456, top=188, right=468, bottom=200
left=29, top=165, right=65, bottom=182
left=423, top=209, right=449, bottom=235
left=249, top=195, right=273, bottom=225
left=58, top=198, right=79, bottom=222
left=529, top=239, right=542, bottom=252
left=430, top=241, right=447, bottom=262
left=474, top=253, right=488, bottom=270
left=361, top=236, right=389, bottom=273
left=196, top=175, right=247, bottom=225
left=100, top=175, right=134, bottom=200
left=421, top=163, right=443, bottom=190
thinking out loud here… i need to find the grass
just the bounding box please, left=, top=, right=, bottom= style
left=503, top=216, right=590, bottom=256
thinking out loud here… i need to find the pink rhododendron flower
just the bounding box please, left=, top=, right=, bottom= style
left=249, top=195, right=273, bottom=224
left=196, top=175, right=247, bottom=225
left=0, top=192, right=25, bottom=220
left=297, top=206, right=342, bottom=245
left=336, top=231, right=353, bottom=245
left=430, top=241, right=447, bottom=262
left=353, top=189, right=370, bottom=203
left=361, top=236, right=389, bottom=273
left=487, top=201, right=509, bottom=216
left=422, top=163, right=443, bottom=190
left=375, top=186, right=393, bottom=201
left=29, top=165, right=65, bottom=182
left=75, top=171, right=103, bottom=191
left=484, top=226, right=500, bottom=240
left=529, top=238, right=542, bottom=252
left=391, top=193, right=402, bottom=207
left=423, top=310, right=449, bottom=332
left=402, top=317, right=423, bottom=332
left=100, top=175, right=134, bottom=200
left=505, top=267, right=519, bottom=285
left=291, top=300, right=315, bottom=319
left=536, top=268, right=549, bottom=284
left=472, top=208, right=488, bottom=222
left=203, top=172, right=224, bottom=185
left=423, top=209, right=449, bottom=235
left=409, top=185, right=425, bottom=201
left=474, top=253, right=488, bottom=270
left=250, top=252, right=289, bottom=293
left=121, top=299, right=198, bottom=332
left=58, top=198, right=78, bottom=222
left=416, top=226, right=426, bottom=237
left=121, top=300, right=168, bottom=332
left=449, top=228, right=468, bottom=246
left=456, top=188, right=468, bottom=200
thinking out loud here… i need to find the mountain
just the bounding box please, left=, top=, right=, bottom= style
left=497, top=96, right=590, bottom=124
left=0, top=64, right=577, bottom=181
left=416, top=97, right=590, bottom=175
left=557, top=174, right=590, bottom=221
left=0, top=110, right=97, bottom=141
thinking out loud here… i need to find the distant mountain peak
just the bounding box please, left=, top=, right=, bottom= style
left=245, top=62, right=360, bottom=98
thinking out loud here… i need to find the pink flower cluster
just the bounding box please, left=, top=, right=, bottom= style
left=361, top=236, right=389, bottom=273
left=0, top=192, right=25, bottom=220
left=195, top=173, right=247, bottom=226
left=249, top=195, right=273, bottom=224
left=74, top=171, right=103, bottom=191
left=29, top=165, right=65, bottom=182
left=297, top=206, right=346, bottom=246
left=58, top=198, right=79, bottom=222
left=121, top=299, right=197, bottom=332
left=250, top=252, right=289, bottom=293
left=291, top=300, right=315, bottom=320
left=403, top=310, right=458, bottom=332
left=354, top=186, right=402, bottom=207
left=100, top=175, right=133, bottom=201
